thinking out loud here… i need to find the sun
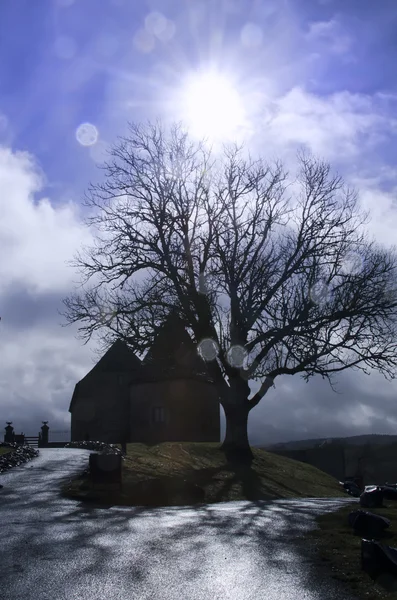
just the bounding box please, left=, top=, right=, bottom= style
left=180, top=70, right=247, bottom=142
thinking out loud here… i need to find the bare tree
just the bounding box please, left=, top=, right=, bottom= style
left=60, top=121, right=397, bottom=463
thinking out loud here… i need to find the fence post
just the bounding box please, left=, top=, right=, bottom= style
left=41, top=421, right=49, bottom=447
left=4, top=422, right=14, bottom=443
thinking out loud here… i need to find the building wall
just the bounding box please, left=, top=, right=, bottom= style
left=129, top=378, right=220, bottom=443
left=71, top=371, right=129, bottom=443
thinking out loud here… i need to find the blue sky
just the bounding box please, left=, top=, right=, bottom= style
left=0, top=0, right=397, bottom=443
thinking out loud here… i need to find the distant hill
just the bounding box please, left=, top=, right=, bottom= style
left=257, top=433, right=397, bottom=452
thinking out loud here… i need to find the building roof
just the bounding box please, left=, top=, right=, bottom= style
left=68, top=338, right=141, bottom=412
left=91, top=338, right=141, bottom=373
left=134, top=312, right=214, bottom=384
left=69, top=312, right=215, bottom=412
left=143, top=311, right=191, bottom=363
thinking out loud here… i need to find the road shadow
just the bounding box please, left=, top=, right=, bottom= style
left=0, top=449, right=362, bottom=599
left=64, top=458, right=276, bottom=507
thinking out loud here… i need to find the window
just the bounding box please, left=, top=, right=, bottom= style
left=152, top=406, right=165, bottom=424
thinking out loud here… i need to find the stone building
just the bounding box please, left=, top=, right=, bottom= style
left=69, top=313, right=221, bottom=444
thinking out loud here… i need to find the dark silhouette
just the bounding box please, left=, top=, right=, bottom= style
left=4, top=422, right=14, bottom=443
left=69, top=312, right=220, bottom=445
left=60, top=121, right=397, bottom=464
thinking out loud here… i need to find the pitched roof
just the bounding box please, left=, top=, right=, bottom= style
left=69, top=339, right=141, bottom=412
left=134, top=311, right=214, bottom=383
left=69, top=313, right=216, bottom=412
left=143, top=312, right=193, bottom=364
left=91, top=338, right=141, bottom=373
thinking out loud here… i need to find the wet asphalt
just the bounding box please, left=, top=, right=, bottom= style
left=0, top=448, right=362, bottom=600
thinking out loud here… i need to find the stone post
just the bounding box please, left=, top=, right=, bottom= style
left=41, top=421, right=49, bottom=446
left=4, top=422, right=14, bottom=443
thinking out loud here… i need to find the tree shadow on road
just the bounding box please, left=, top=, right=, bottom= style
left=0, top=450, right=359, bottom=600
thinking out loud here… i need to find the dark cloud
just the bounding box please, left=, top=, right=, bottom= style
left=0, top=285, right=65, bottom=329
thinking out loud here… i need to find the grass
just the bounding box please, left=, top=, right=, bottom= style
left=61, top=441, right=346, bottom=507
left=0, top=447, right=14, bottom=456
left=305, top=499, right=397, bottom=600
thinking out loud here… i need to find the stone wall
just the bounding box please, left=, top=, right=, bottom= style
left=71, top=371, right=130, bottom=443
left=44, top=442, right=70, bottom=448
left=129, top=378, right=220, bottom=443
left=71, top=372, right=221, bottom=445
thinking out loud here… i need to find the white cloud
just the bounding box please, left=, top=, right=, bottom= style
left=348, top=176, right=397, bottom=248
left=0, top=142, right=99, bottom=433
left=305, top=17, right=353, bottom=55
left=254, top=86, right=396, bottom=162
left=0, top=317, right=95, bottom=433
left=0, top=145, right=93, bottom=295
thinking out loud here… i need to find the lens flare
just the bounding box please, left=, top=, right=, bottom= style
left=226, top=345, right=248, bottom=368
left=76, top=122, right=98, bottom=146
left=197, top=338, right=219, bottom=361
left=309, top=279, right=333, bottom=306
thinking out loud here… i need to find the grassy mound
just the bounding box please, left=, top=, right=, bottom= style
left=62, top=442, right=346, bottom=507
left=0, top=446, right=14, bottom=456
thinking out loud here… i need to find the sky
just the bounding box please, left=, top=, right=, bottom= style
left=0, top=0, right=397, bottom=445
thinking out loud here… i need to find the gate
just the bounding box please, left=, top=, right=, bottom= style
left=4, top=423, right=70, bottom=448
left=24, top=436, right=39, bottom=448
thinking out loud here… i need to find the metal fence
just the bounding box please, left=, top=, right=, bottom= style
left=46, top=430, right=71, bottom=442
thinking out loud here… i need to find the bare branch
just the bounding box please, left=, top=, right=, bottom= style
left=60, top=121, right=397, bottom=423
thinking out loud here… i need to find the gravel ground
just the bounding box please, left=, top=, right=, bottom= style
left=0, top=448, right=362, bottom=600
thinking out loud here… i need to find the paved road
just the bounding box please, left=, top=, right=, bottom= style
left=0, top=449, right=361, bottom=600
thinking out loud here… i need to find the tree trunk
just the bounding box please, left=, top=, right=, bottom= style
left=221, top=402, right=253, bottom=465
